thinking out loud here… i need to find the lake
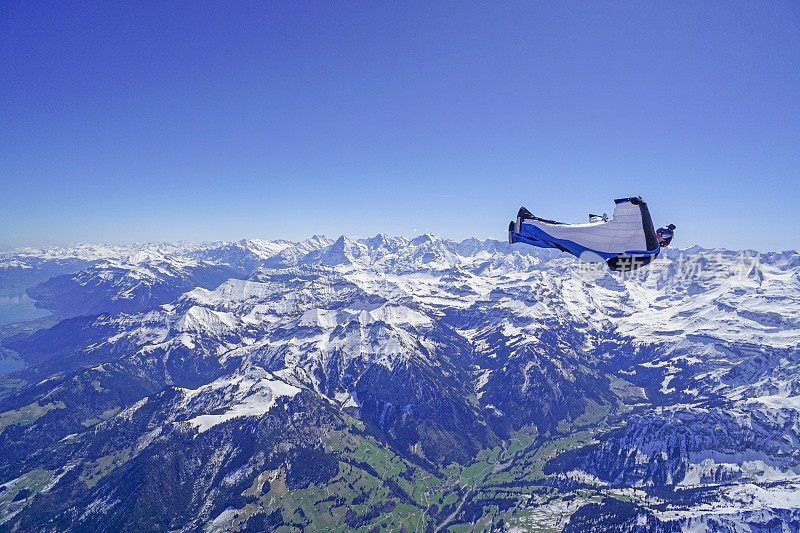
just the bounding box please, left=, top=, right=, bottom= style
left=0, top=288, right=51, bottom=326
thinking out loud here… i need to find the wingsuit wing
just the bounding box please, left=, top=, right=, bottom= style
left=508, top=197, right=660, bottom=271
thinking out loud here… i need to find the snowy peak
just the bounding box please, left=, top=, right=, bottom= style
left=175, top=306, right=238, bottom=335
left=180, top=368, right=301, bottom=433
left=304, top=235, right=367, bottom=266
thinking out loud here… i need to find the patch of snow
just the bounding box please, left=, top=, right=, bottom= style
left=185, top=369, right=301, bottom=433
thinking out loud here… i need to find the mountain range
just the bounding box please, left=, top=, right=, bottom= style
left=0, top=236, right=798, bottom=532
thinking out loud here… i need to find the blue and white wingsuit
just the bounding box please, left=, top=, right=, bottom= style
left=508, top=197, right=661, bottom=271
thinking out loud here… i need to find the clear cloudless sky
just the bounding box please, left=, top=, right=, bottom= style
left=2, top=1, right=799, bottom=250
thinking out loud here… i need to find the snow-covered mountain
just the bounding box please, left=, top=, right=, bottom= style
left=0, top=236, right=798, bottom=531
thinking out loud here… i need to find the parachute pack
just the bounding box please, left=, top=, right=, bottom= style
left=508, top=197, right=663, bottom=271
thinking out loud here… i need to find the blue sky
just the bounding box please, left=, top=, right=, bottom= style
left=2, top=1, right=798, bottom=250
